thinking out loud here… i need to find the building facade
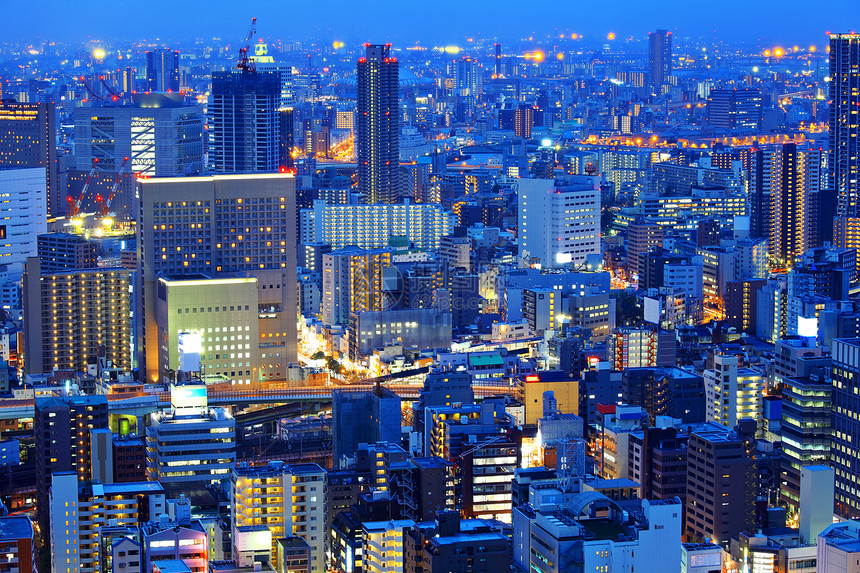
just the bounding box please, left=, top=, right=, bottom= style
left=136, top=173, right=297, bottom=382
left=518, top=176, right=600, bottom=268
left=0, top=100, right=58, bottom=215
left=357, top=44, right=400, bottom=204
left=23, top=258, right=132, bottom=374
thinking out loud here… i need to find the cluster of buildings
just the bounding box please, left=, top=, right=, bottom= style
left=0, top=16, right=858, bottom=573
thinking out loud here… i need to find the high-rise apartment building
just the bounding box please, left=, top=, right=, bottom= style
left=608, top=327, right=676, bottom=370
left=648, top=29, right=672, bottom=92
left=0, top=100, right=58, bottom=216
left=22, top=257, right=132, bottom=374
left=703, top=353, right=764, bottom=429
left=725, top=278, right=766, bottom=333
left=685, top=423, right=754, bottom=546
left=145, top=49, right=180, bottom=92
left=749, top=143, right=821, bottom=265
left=424, top=400, right=519, bottom=521
left=311, top=199, right=455, bottom=251
left=628, top=219, right=664, bottom=280
left=518, top=176, right=600, bottom=268
left=34, top=395, right=109, bottom=534
left=357, top=44, right=400, bottom=204
left=208, top=70, right=287, bottom=173
left=322, top=247, right=391, bottom=327
left=36, top=233, right=98, bottom=272
left=454, top=56, right=480, bottom=98
left=136, top=173, right=297, bottom=382
left=831, top=33, right=860, bottom=250
left=49, top=472, right=165, bottom=573
left=232, top=462, right=326, bottom=573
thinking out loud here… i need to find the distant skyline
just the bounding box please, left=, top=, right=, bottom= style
left=4, top=0, right=857, bottom=46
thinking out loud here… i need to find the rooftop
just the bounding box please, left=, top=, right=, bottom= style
left=0, top=516, right=33, bottom=541
left=431, top=531, right=507, bottom=546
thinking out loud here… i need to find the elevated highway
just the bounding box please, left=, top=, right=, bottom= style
left=0, top=380, right=518, bottom=420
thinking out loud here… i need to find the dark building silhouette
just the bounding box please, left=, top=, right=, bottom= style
left=145, top=49, right=179, bottom=92
left=0, top=100, right=59, bottom=216
left=648, top=30, right=672, bottom=93
left=209, top=70, right=285, bottom=172
left=357, top=44, right=400, bottom=204
left=35, top=395, right=109, bottom=534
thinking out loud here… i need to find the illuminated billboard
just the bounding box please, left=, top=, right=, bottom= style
left=170, top=384, right=208, bottom=413
left=797, top=316, right=818, bottom=338
left=178, top=331, right=202, bottom=372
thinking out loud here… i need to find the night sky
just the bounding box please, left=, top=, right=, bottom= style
left=4, top=0, right=856, bottom=46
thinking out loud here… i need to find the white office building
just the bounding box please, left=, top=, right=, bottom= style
left=0, top=167, right=46, bottom=312
left=145, top=385, right=236, bottom=484
left=518, top=176, right=600, bottom=268
left=664, top=259, right=704, bottom=300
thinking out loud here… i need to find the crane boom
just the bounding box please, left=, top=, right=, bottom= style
left=68, top=159, right=99, bottom=217
left=236, top=17, right=258, bottom=72
left=79, top=76, right=104, bottom=102
left=99, top=75, right=121, bottom=100
left=97, top=157, right=129, bottom=216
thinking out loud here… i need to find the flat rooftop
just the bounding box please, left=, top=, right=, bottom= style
left=0, top=516, right=32, bottom=541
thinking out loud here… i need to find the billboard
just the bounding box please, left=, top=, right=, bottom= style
left=178, top=331, right=202, bottom=372
left=797, top=316, right=818, bottom=338
left=170, top=384, right=208, bottom=413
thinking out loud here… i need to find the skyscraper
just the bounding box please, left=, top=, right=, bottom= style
left=832, top=338, right=860, bottom=518
left=23, top=257, right=132, bottom=375
left=707, top=89, right=763, bottom=131
left=208, top=70, right=287, bottom=173
left=0, top=100, right=58, bottom=216
left=454, top=56, right=480, bottom=98
left=357, top=44, right=400, bottom=204
left=648, top=30, right=672, bottom=93
left=145, top=49, right=180, bottom=92
left=749, top=143, right=822, bottom=266
left=72, top=94, right=204, bottom=177
left=136, top=173, right=297, bottom=382
left=830, top=33, right=860, bottom=250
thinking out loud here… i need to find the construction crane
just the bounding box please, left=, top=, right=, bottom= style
left=236, top=17, right=258, bottom=72
left=98, top=76, right=121, bottom=101
left=96, top=157, right=129, bottom=218
left=79, top=76, right=104, bottom=102
left=68, top=158, right=99, bottom=219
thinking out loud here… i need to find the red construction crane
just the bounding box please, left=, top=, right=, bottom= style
left=79, top=76, right=104, bottom=102
left=67, top=158, right=99, bottom=217
left=98, top=75, right=121, bottom=102
left=96, top=157, right=129, bottom=217
left=236, top=17, right=258, bottom=72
